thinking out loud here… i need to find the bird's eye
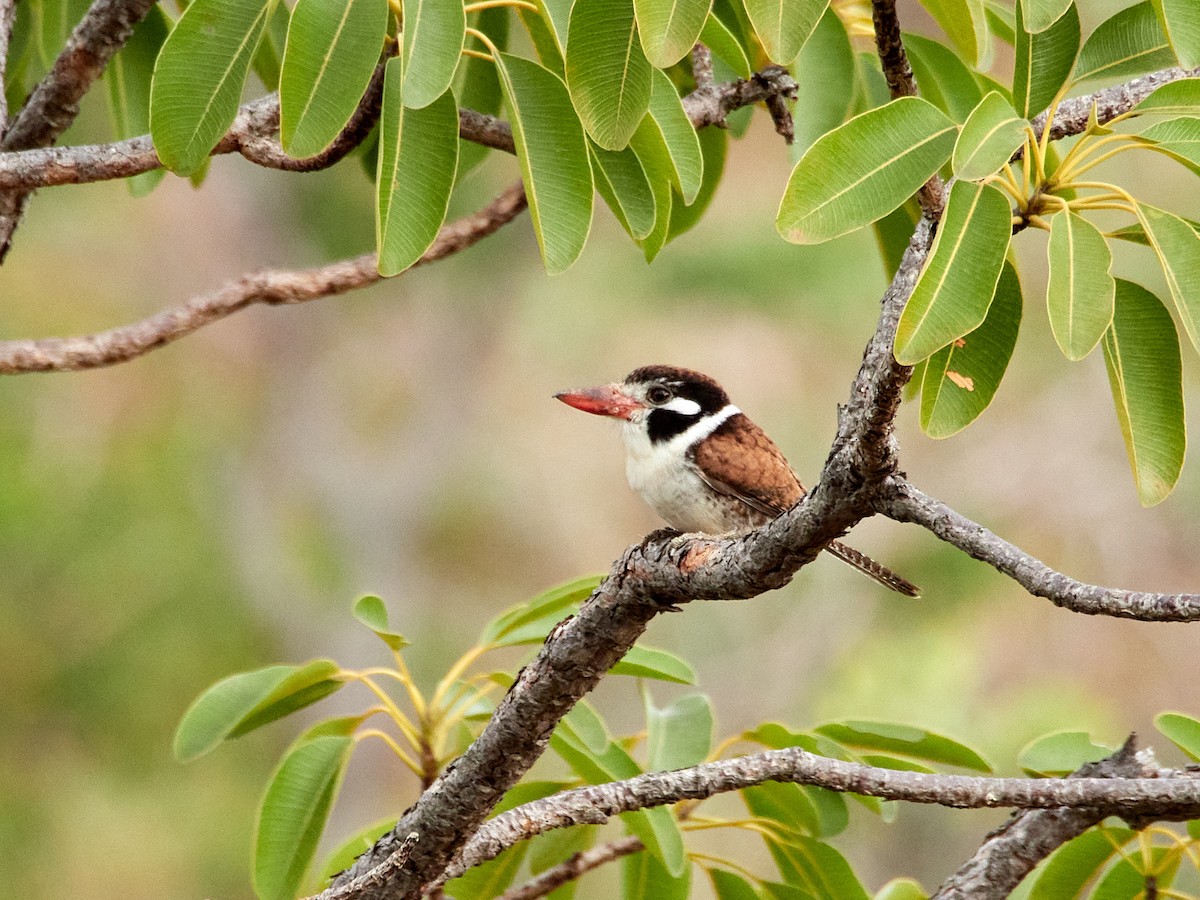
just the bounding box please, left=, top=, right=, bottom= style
left=646, top=386, right=672, bottom=405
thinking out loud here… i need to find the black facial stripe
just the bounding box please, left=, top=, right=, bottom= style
left=647, top=408, right=697, bottom=444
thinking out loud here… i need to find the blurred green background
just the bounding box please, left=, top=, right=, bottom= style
left=3, top=14, right=1200, bottom=895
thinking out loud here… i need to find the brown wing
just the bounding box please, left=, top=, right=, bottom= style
left=690, top=414, right=805, bottom=519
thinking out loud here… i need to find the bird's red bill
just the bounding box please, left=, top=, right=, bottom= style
left=554, top=384, right=642, bottom=420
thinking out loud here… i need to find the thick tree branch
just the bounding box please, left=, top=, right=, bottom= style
left=0, top=181, right=528, bottom=373
left=931, top=739, right=1147, bottom=899
left=0, top=0, right=158, bottom=261
left=881, top=478, right=1200, bottom=621
left=493, top=835, right=644, bottom=900
left=439, top=739, right=1196, bottom=882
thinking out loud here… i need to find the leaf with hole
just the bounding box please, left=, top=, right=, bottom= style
left=894, top=180, right=1013, bottom=365
left=777, top=97, right=956, bottom=245
left=280, top=0, right=387, bottom=158
left=150, top=0, right=278, bottom=175
left=920, top=260, right=1021, bottom=437
left=1101, top=279, right=1186, bottom=507
left=1046, top=211, right=1114, bottom=360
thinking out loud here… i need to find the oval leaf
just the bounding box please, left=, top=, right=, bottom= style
left=709, top=869, right=764, bottom=900
left=623, top=842, right=691, bottom=899
left=1046, top=211, right=1115, bottom=360
left=894, top=180, right=1013, bottom=364
left=645, top=691, right=713, bottom=771
left=815, top=720, right=992, bottom=771
left=777, top=96, right=957, bottom=245
left=174, top=659, right=343, bottom=761
left=1020, top=0, right=1072, bottom=33
left=920, top=259, right=1022, bottom=437
left=1076, top=1, right=1173, bottom=83
left=592, top=142, right=658, bottom=240
left=481, top=575, right=603, bottom=646
left=611, top=644, right=697, bottom=684
left=743, top=0, right=827, bottom=64
left=150, top=0, right=277, bottom=175
left=254, top=733, right=354, bottom=900
left=635, top=0, right=711, bottom=66
left=401, top=0, right=465, bottom=109
left=280, top=0, right=387, bottom=157
left=1101, top=279, right=1186, bottom=507
left=497, top=53, right=594, bottom=274
left=639, top=67, right=704, bottom=204
left=1137, top=201, right=1200, bottom=352
left=952, top=91, right=1026, bottom=180
left=565, top=0, right=652, bottom=149
left=1134, top=77, right=1200, bottom=116
left=1155, top=711, right=1200, bottom=761
left=376, top=62, right=459, bottom=276
left=791, top=9, right=855, bottom=152
left=904, top=32, right=986, bottom=124
left=1012, top=0, right=1079, bottom=118
left=352, top=594, right=410, bottom=650
left=1157, top=0, right=1200, bottom=69
left=1017, top=731, right=1114, bottom=776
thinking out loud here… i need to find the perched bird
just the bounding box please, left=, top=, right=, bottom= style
left=555, top=364, right=920, bottom=597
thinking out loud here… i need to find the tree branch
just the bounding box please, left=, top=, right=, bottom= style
left=0, top=0, right=158, bottom=261
left=931, top=738, right=1147, bottom=899
left=0, top=0, right=15, bottom=136
left=1032, top=66, right=1200, bottom=142
left=493, top=835, right=644, bottom=900
left=881, top=478, right=1200, bottom=621
left=0, top=181, right=528, bottom=373
left=438, top=739, right=1196, bottom=882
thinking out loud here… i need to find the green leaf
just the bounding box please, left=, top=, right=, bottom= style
left=174, top=659, right=343, bottom=761
left=743, top=781, right=821, bottom=840
left=1156, top=0, right=1200, bottom=69
left=401, top=0, right=465, bottom=109
left=920, top=259, right=1022, bottom=437
left=814, top=721, right=992, bottom=771
left=894, top=180, right=1013, bottom=364
left=1137, top=202, right=1200, bottom=352
left=1027, top=826, right=1136, bottom=898
left=611, top=645, right=697, bottom=684
left=916, top=0, right=988, bottom=66
left=1012, top=0, right=1078, bottom=118
left=1134, top=77, right=1200, bottom=116
left=1155, top=711, right=1200, bottom=761
left=150, top=0, right=277, bottom=176
left=255, top=729, right=355, bottom=900
left=497, top=53, right=594, bottom=274
left=376, top=67, right=458, bottom=276
left=1046, top=211, right=1115, bottom=360
left=709, top=869, right=765, bottom=900
left=529, top=822, right=598, bottom=875
left=777, top=97, right=956, bottom=245
left=768, top=836, right=870, bottom=900
left=1108, top=216, right=1200, bottom=245
left=457, top=7, right=509, bottom=173
left=626, top=806, right=687, bottom=877
left=623, top=844, right=691, bottom=899
left=33, top=0, right=90, bottom=69
left=952, top=91, right=1026, bottom=180
left=1076, top=1, right=1173, bottom=83
left=641, top=67, right=704, bottom=204
left=565, top=0, right=652, bottom=149
left=1020, top=0, right=1072, bottom=34
left=592, top=142, right=657, bottom=239
left=1142, top=116, right=1200, bottom=173
left=105, top=4, right=170, bottom=197
left=252, top=0, right=291, bottom=92
left=904, top=32, right=985, bottom=123
left=1017, top=731, right=1114, bottom=776
left=481, top=575, right=603, bottom=647
left=743, top=0, right=827, bottom=65
left=1091, top=846, right=1181, bottom=899
left=445, top=844, right=530, bottom=899
left=645, top=691, right=713, bottom=771
left=700, top=13, right=752, bottom=78
left=352, top=594, right=410, bottom=650
left=561, top=699, right=611, bottom=755
left=1101, top=279, right=1186, bottom=507
left=667, top=126, right=728, bottom=241
left=279, top=0, right=387, bottom=157
left=315, top=817, right=396, bottom=890
left=635, top=149, right=674, bottom=262
left=874, top=879, right=929, bottom=900
left=791, top=9, right=855, bottom=153
left=635, top=0, right=711, bottom=66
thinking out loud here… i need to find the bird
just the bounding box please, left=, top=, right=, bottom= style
left=555, top=364, right=920, bottom=597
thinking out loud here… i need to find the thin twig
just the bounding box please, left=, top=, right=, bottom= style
left=321, top=833, right=420, bottom=900
left=494, top=835, right=644, bottom=900
left=0, top=181, right=527, bottom=373
left=0, top=0, right=15, bottom=136
left=691, top=43, right=714, bottom=89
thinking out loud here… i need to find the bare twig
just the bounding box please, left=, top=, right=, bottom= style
left=881, top=479, right=1200, bottom=622
left=0, top=0, right=15, bottom=135
left=494, top=835, right=644, bottom=900
left=931, top=739, right=1147, bottom=899
left=681, top=65, right=797, bottom=131
left=0, top=0, right=159, bottom=261
left=691, top=43, right=715, bottom=89
left=441, top=739, right=1196, bottom=881
left=320, top=833, right=421, bottom=900
left=0, top=181, right=528, bottom=373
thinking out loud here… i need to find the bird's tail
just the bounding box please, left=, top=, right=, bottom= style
left=826, top=540, right=921, bottom=597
